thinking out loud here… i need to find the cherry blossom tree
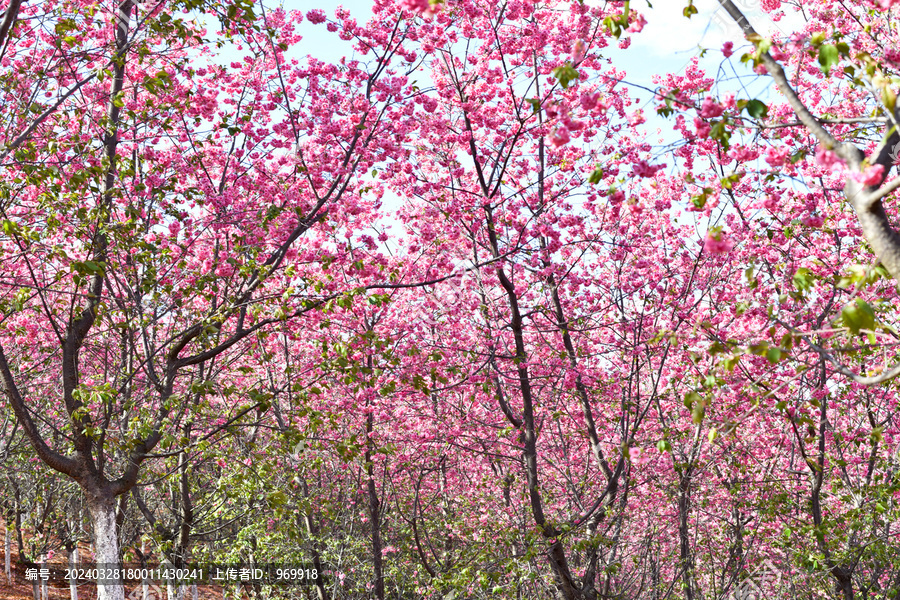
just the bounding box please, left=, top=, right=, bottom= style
left=0, top=0, right=423, bottom=598
left=2, top=0, right=900, bottom=599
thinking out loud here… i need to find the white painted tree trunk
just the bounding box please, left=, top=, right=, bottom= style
left=5, top=523, right=10, bottom=583
left=89, top=500, right=124, bottom=600
left=163, top=558, right=186, bottom=600
left=141, top=539, right=149, bottom=600
left=166, top=580, right=187, bottom=600
left=40, top=554, right=48, bottom=600
left=69, top=547, right=79, bottom=600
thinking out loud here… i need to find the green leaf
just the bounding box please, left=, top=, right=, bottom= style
left=748, top=342, right=769, bottom=356
left=720, top=172, right=743, bottom=190
left=525, top=98, right=541, bottom=113
left=792, top=267, right=814, bottom=293
left=744, top=99, right=768, bottom=119
left=587, top=167, right=604, bottom=184
left=1, top=219, right=18, bottom=235
left=818, top=44, right=840, bottom=74
left=683, top=391, right=701, bottom=410
left=838, top=264, right=869, bottom=290
left=708, top=341, right=727, bottom=356
left=691, top=402, right=706, bottom=425
left=551, top=64, right=579, bottom=89
left=765, top=347, right=782, bottom=364
left=602, top=15, right=623, bottom=38
left=71, top=260, right=106, bottom=276
left=841, top=298, right=876, bottom=335
left=267, top=491, right=288, bottom=507
left=709, top=121, right=731, bottom=149
left=883, top=86, right=897, bottom=114
left=780, top=333, right=794, bottom=351
left=723, top=354, right=742, bottom=371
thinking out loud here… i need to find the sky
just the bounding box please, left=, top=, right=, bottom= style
left=607, top=0, right=808, bottom=141
left=206, top=0, right=813, bottom=138
left=275, top=0, right=810, bottom=153
left=282, top=0, right=809, bottom=85
left=202, top=0, right=814, bottom=238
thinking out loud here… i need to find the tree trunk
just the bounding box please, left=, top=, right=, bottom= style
left=832, top=567, right=855, bottom=600
left=297, top=507, right=327, bottom=600
left=163, top=557, right=187, bottom=600
left=5, top=519, right=10, bottom=583
left=69, top=547, right=79, bottom=600
left=140, top=538, right=150, bottom=600
left=88, top=497, right=125, bottom=600
left=14, top=502, right=23, bottom=558
left=166, top=580, right=187, bottom=600
left=677, top=471, right=696, bottom=600
left=366, top=412, right=385, bottom=600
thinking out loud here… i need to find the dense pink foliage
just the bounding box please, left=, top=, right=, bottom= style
left=2, top=0, right=900, bottom=599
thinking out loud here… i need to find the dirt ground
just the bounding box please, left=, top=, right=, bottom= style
left=0, top=560, right=96, bottom=600
left=0, top=561, right=238, bottom=600
left=1, top=522, right=306, bottom=600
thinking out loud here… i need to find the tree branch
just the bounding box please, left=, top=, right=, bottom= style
left=717, top=0, right=900, bottom=282
left=0, top=343, right=78, bottom=477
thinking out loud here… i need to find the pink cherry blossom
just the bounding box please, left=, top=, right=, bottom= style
left=627, top=14, right=647, bottom=33
left=699, top=97, right=725, bottom=118
left=703, top=232, right=733, bottom=254
left=852, top=163, right=886, bottom=187
left=549, top=126, right=571, bottom=147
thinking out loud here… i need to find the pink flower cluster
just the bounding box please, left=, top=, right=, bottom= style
left=627, top=14, right=647, bottom=33
left=545, top=93, right=608, bottom=148
left=765, top=146, right=789, bottom=167
left=400, top=0, right=441, bottom=15
left=815, top=145, right=845, bottom=172
left=852, top=163, right=885, bottom=187
left=632, top=160, right=665, bottom=178
left=699, top=97, right=725, bottom=119
left=703, top=231, right=733, bottom=255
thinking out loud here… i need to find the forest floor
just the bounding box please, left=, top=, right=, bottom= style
left=0, top=559, right=97, bottom=600
left=1, top=521, right=286, bottom=600
left=0, top=574, right=244, bottom=600
left=0, top=559, right=244, bottom=600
